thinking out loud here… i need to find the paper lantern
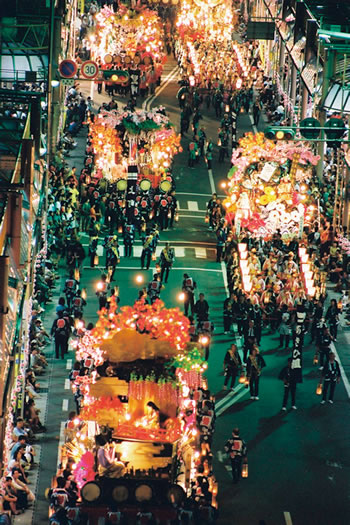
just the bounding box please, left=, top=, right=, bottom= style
left=239, top=373, right=246, bottom=384
left=241, top=462, right=248, bottom=478
left=316, top=383, right=323, bottom=395
left=313, top=354, right=319, bottom=365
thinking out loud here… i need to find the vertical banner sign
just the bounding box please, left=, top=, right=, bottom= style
left=235, top=218, right=241, bottom=237
left=291, top=305, right=306, bottom=383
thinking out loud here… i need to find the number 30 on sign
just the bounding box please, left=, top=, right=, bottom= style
left=80, top=61, right=99, bottom=79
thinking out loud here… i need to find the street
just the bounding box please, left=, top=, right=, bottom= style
left=29, top=58, right=350, bottom=525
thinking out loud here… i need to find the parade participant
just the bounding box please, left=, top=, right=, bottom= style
left=157, top=194, right=170, bottom=231
left=88, top=235, right=98, bottom=268
left=252, top=98, right=262, bottom=126
left=246, top=346, right=266, bottom=400
left=316, top=325, right=333, bottom=369
left=63, top=271, right=79, bottom=310
left=206, top=193, right=217, bottom=230
left=325, top=299, right=340, bottom=341
left=188, top=316, right=198, bottom=342
left=141, top=230, right=156, bottom=270
left=194, top=293, right=209, bottom=322
left=96, top=274, right=109, bottom=310
left=182, top=273, right=196, bottom=317
left=243, top=319, right=257, bottom=363
left=168, top=190, right=178, bottom=229
left=311, top=299, right=324, bottom=342
left=123, top=222, right=135, bottom=257
left=205, top=139, right=214, bottom=180
left=223, top=344, right=242, bottom=391
left=216, top=221, right=227, bottom=262
left=50, top=311, right=71, bottom=360
left=224, top=428, right=247, bottom=484
left=279, top=358, right=298, bottom=410
left=223, top=293, right=235, bottom=334
left=72, top=289, right=86, bottom=319
left=320, top=352, right=341, bottom=404
left=198, top=317, right=214, bottom=361
left=147, top=274, right=162, bottom=304
left=159, top=242, right=175, bottom=283
left=278, top=305, right=292, bottom=350
left=188, top=138, right=198, bottom=168
left=105, top=238, right=120, bottom=281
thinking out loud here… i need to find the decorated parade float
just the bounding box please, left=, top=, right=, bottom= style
left=58, top=298, right=217, bottom=524
left=224, top=133, right=326, bottom=305
left=224, top=132, right=320, bottom=239
left=175, top=0, right=253, bottom=90
left=87, top=3, right=166, bottom=85
left=88, top=106, right=181, bottom=189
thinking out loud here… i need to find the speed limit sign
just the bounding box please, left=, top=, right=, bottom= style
left=80, top=60, right=99, bottom=79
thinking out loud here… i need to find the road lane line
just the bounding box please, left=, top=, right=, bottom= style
left=187, top=201, right=199, bottom=211
left=66, top=359, right=72, bottom=370
left=64, top=379, right=70, bottom=390
left=208, top=168, right=216, bottom=194
left=194, top=247, right=207, bottom=258
left=284, top=511, right=293, bottom=525
left=248, top=113, right=258, bottom=134
left=220, top=261, right=229, bottom=296
left=215, top=384, right=245, bottom=409
left=144, top=66, right=179, bottom=110
left=96, top=245, right=104, bottom=256
left=142, top=65, right=178, bottom=110
left=330, top=342, right=350, bottom=398
left=83, top=266, right=224, bottom=272
left=178, top=214, right=206, bottom=219
left=62, top=399, right=69, bottom=411
left=216, top=386, right=249, bottom=417
left=176, top=192, right=226, bottom=198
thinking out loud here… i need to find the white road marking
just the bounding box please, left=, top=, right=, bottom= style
left=64, top=379, right=70, bottom=390
left=283, top=511, right=293, bottom=525
left=248, top=113, right=258, bottom=134
left=178, top=214, right=206, bottom=219
left=216, top=386, right=249, bottom=417
left=207, top=168, right=216, bottom=194
left=221, top=260, right=230, bottom=296
left=217, top=450, right=225, bottom=463
left=187, top=201, right=199, bottom=211
left=144, top=66, right=179, bottom=111
left=62, top=399, right=69, bottom=411
left=118, top=246, right=124, bottom=257
left=330, top=342, right=350, bottom=398
left=96, top=245, right=104, bottom=256
left=133, top=246, right=143, bottom=258
left=195, top=247, right=207, bottom=258
left=175, top=247, right=185, bottom=257
left=215, top=384, right=245, bottom=409
left=66, top=359, right=72, bottom=370
left=83, top=266, right=224, bottom=273
left=176, top=192, right=226, bottom=198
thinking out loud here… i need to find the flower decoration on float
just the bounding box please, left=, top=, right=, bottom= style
left=223, top=132, right=320, bottom=239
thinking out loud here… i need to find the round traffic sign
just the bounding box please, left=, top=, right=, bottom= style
left=59, top=59, right=78, bottom=79
left=80, top=60, right=99, bottom=79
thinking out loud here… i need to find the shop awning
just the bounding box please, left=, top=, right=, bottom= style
left=0, top=41, right=48, bottom=82
left=323, top=82, right=350, bottom=114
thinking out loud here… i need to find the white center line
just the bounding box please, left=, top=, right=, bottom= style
left=330, top=342, right=350, bottom=398
left=62, top=399, right=69, bottom=411
left=66, top=359, right=72, bottom=370
left=64, top=379, right=70, bottom=390
left=284, top=511, right=293, bottom=525
left=216, top=387, right=249, bottom=417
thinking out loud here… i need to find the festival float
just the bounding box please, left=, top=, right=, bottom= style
left=224, top=133, right=323, bottom=306
left=175, top=0, right=252, bottom=90
left=88, top=4, right=166, bottom=85
left=224, top=132, right=320, bottom=239
left=58, top=298, right=217, bottom=524
left=88, top=106, right=181, bottom=190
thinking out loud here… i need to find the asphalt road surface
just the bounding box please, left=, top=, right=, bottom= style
left=26, top=57, right=350, bottom=525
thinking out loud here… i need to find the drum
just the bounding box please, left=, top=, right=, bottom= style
left=159, top=179, right=172, bottom=193
left=116, top=179, right=127, bottom=191
left=140, top=178, right=151, bottom=192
